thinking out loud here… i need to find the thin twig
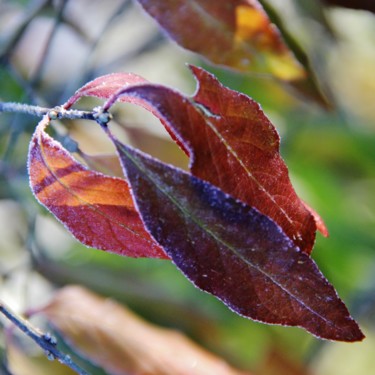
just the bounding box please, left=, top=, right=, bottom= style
left=59, top=0, right=132, bottom=102
left=0, top=102, right=95, bottom=120
left=0, top=0, right=51, bottom=64
left=0, top=300, right=89, bottom=375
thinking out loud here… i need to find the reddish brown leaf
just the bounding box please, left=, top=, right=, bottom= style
left=63, top=72, right=148, bottom=110
left=189, top=66, right=329, bottom=249
left=113, top=139, right=363, bottom=342
left=41, top=286, right=250, bottom=375
left=136, top=0, right=305, bottom=81
left=103, top=66, right=327, bottom=254
left=28, top=116, right=166, bottom=259
left=256, top=346, right=312, bottom=375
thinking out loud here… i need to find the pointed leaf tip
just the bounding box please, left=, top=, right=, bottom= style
left=113, top=139, right=363, bottom=342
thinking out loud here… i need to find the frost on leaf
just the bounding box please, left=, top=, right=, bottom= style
left=112, top=140, right=363, bottom=342
left=102, top=66, right=327, bottom=254
left=28, top=116, right=166, bottom=259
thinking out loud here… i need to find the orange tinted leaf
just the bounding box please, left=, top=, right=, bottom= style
left=28, top=116, right=166, bottom=259
left=104, top=66, right=327, bottom=253
left=41, top=286, right=250, bottom=375
left=137, top=0, right=305, bottom=81
left=302, top=201, right=329, bottom=238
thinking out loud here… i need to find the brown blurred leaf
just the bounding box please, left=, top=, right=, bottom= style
left=256, top=346, right=311, bottom=375
left=136, top=0, right=330, bottom=106
left=136, top=0, right=305, bottom=81
left=41, top=286, right=251, bottom=375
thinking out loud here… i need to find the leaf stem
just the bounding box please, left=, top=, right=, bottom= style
left=0, top=102, right=95, bottom=120
left=0, top=300, right=89, bottom=375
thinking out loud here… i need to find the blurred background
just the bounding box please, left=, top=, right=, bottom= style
left=0, top=0, right=374, bottom=374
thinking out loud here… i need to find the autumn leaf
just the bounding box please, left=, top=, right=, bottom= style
left=28, top=115, right=166, bottom=259
left=63, top=72, right=149, bottom=110
left=101, top=66, right=327, bottom=254
left=136, top=0, right=305, bottom=81
left=41, top=286, right=250, bottom=375
left=111, top=139, right=363, bottom=342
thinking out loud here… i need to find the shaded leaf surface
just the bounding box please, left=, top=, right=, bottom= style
left=41, top=286, right=250, bottom=375
left=136, top=0, right=305, bottom=81
left=28, top=116, right=166, bottom=259
left=113, top=140, right=363, bottom=342
left=105, top=66, right=327, bottom=253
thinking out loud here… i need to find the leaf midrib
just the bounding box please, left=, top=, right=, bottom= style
left=119, top=143, right=336, bottom=330
left=191, top=101, right=300, bottom=238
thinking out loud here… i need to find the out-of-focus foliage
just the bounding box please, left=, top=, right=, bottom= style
left=0, top=0, right=374, bottom=374
left=40, top=285, right=249, bottom=375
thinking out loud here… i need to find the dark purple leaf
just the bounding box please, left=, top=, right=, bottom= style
left=112, top=138, right=364, bottom=342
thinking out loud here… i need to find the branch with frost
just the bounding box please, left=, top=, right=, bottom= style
left=0, top=300, right=89, bottom=375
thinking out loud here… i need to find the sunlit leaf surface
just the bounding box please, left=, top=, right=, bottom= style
left=28, top=116, right=166, bottom=259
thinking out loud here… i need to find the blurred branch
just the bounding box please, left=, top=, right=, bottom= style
left=59, top=0, right=133, bottom=101
left=30, top=0, right=70, bottom=87
left=96, top=32, right=165, bottom=75
left=0, top=300, right=89, bottom=375
left=0, top=0, right=51, bottom=64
